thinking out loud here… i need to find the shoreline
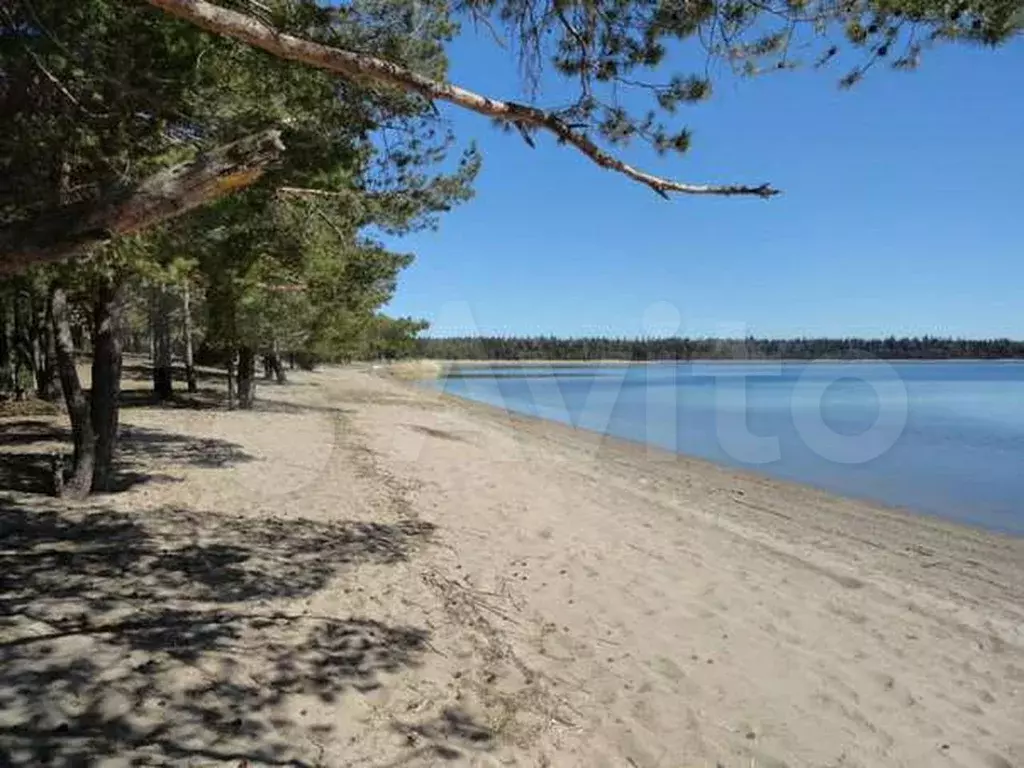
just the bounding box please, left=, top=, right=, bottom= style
left=411, top=366, right=1023, bottom=539
left=404, top=357, right=1024, bottom=368
left=399, top=369, right=1020, bottom=543
left=347, top=367, right=1024, bottom=765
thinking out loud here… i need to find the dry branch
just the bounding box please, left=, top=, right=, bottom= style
left=145, top=0, right=778, bottom=199
left=0, top=129, right=285, bottom=275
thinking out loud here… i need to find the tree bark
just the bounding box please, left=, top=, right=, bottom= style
left=42, top=304, right=61, bottom=402
left=226, top=352, right=237, bottom=410
left=24, top=286, right=58, bottom=400
left=144, top=0, right=777, bottom=200
left=272, top=356, right=287, bottom=384
left=182, top=281, right=197, bottom=393
left=12, top=292, right=25, bottom=400
left=237, top=346, right=256, bottom=409
left=151, top=283, right=173, bottom=400
left=269, top=340, right=287, bottom=384
left=51, top=284, right=95, bottom=499
left=30, top=290, right=62, bottom=402
left=0, top=130, right=285, bottom=275
left=0, top=294, right=12, bottom=394
left=31, top=293, right=45, bottom=395
left=91, top=279, right=123, bottom=492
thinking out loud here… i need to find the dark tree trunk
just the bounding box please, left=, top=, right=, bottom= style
left=151, top=283, right=173, bottom=400
left=42, top=305, right=61, bottom=401
left=12, top=295, right=23, bottom=399
left=51, top=284, right=95, bottom=499
left=269, top=340, right=287, bottom=384
left=237, top=346, right=256, bottom=409
left=29, top=289, right=57, bottom=399
left=71, top=322, right=85, bottom=352
left=30, top=288, right=62, bottom=402
left=91, top=280, right=123, bottom=491
left=226, top=352, right=237, bottom=410
left=272, top=356, right=287, bottom=384
left=182, top=282, right=197, bottom=393
left=0, top=295, right=12, bottom=393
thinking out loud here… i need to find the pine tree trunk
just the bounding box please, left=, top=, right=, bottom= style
left=270, top=339, right=287, bottom=384
left=0, top=295, right=12, bottom=394
left=51, top=284, right=95, bottom=499
left=152, top=283, right=173, bottom=400
left=31, top=291, right=47, bottom=397
left=91, top=280, right=123, bottom=492
left=27, top=287, right=60, bottom=399
left=182, top=282, right=197, bottom=393
left=43, top=320, right=60, bottom=400
left=237, top=346, right=256, bottom=409
left=272, top=355, right=287, bottom=384
left=12, top=293, right=25, bottom=400
left=226, top=352, right=237, bottom=410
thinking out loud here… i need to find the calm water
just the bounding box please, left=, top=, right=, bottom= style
left=433, top=361, right=1024, bottom=535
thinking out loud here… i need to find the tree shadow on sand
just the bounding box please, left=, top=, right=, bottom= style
left=0, top=497, right=441, bottom=766
left=0, top=419, right=256, bottom=495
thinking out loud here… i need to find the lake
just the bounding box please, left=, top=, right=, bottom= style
left=432, top=361, right=1024, bottom=535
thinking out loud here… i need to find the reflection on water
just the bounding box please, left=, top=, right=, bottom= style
left=434, top=361, right=1024, bottom=535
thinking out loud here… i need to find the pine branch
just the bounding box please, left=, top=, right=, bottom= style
left=144, top=0, right=779, bottom=199
left=276, top=186, right=351, bottom=199
left=0, top=129, right=285, bottom=275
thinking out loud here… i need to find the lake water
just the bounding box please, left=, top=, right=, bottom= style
left=433, top=361, right=1024, bottom=535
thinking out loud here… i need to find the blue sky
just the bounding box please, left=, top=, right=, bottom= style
left=384, top=28, right=1023, bottom=339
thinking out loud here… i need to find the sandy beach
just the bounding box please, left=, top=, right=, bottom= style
left=2, top=365, right=1022, bottom=767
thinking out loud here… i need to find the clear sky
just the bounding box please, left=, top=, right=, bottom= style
left=384, top=28, right=1024, bottom=339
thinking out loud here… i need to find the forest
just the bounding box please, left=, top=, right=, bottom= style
left=417, top=336, right=1024, bottom=361
left=2, top=0, right=1021, bottom=501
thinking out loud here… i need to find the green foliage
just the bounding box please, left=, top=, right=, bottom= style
left=360, top=315, right=430, bottom=361
left=458, top=0, right=1022, bottom=156
left=418, top=335, right=1024, bottom=361
left=2, top=0, right=479, bottom=369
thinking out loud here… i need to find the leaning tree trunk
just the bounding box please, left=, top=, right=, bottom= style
left=51, top=284, right=95, bottom=499
left=236, top=346, right=256, bottom=409
left=182, top=281, right=197, bottom=393
left=0, top=130, right=284, bottom=276
left=91, top=279, right=123, bottom=491
left=151, top=283, right=173, bottom=400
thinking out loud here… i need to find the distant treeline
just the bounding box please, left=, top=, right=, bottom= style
left=416, top=336, right=1024, bottom=361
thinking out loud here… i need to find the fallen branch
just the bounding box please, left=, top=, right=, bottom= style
left=145, top=0, right=778, bottom=199
left=0, top=129, right=285, bottom=275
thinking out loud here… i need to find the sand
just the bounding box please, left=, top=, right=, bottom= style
left=1, top=365, right=1022, bottom=767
